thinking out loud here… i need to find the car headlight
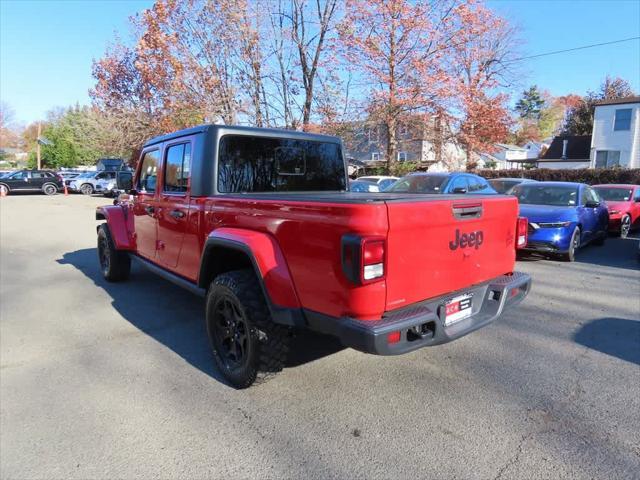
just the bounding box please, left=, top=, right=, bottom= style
left=537, top=221, right=572, bottom=228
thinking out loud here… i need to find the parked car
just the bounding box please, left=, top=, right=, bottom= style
left=350, top=179, right=379, bottom=192
left=70, top=171, right=116, bottom=195
left=96, top=124, right=531, bottom=388
left=512, top=182, right=609, bottom=261
left=356, top=175, right=399, bottom=191
left=59, top=171, right=82, bottom=188
left=386, top=172, right=497, bottom=194
left=488, top=177, right=537, bottom=194
left=0, top=169, right=63, bottom=195
left=96, top=178, right=118, bottom=197
left=592, top=184, right=640, bottom=238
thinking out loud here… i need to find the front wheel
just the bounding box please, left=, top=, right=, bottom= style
left=42, top=183, right=58, bottom=195
left=80, top=183, right=94, bottom=195
left=620, top=214, right=631, bottom=238
left=206, top=270, right=290, bottom=389
left=561, top=227, right=581, bottom=262
left=97, top=224, right=131, bottom=281
left=0, top=184, right=9, bottom=196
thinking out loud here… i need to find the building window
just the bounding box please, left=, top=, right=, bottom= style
left=371, top=152, right=380, bottom=162
left=368, top=126, right=379, bottom=144
left=595, top=150, right=621, bottom=168
left=614, top=108, right=632, bottom=131
left=397, top=151, right=407, bottom=162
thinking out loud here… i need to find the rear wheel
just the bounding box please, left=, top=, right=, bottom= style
left=80, top=183, right=94, bottom=195
left=42, top=183, right=58, bottom=195
left=620, top=214, right=631, bottom=238
left=206, top=270, right=290, bottom=389
left=561, top=227, right=580, bottom=262
left=97, top=224, right=131, bottom=281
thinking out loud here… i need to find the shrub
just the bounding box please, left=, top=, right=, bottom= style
left=476, top=168, right=640, bottom=185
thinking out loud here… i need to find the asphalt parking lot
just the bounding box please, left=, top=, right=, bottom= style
left=1, top=194, right=639, bottom=479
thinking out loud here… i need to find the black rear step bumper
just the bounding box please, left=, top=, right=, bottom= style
left=305, top=272, right=532, bottom=355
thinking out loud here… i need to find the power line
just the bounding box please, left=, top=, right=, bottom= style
left=507, top=36, right=640, bottom=63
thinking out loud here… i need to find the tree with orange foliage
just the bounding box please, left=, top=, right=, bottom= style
left=338, top=0, right=457, bottom=170
left=447, top=1, right=515, bottom=161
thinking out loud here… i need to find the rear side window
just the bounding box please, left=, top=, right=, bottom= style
left=467, top=176, right=483, bottom=192
left=450, top=176, right=469, bottom=192
left=137, top=150, right=159, bottom=193
left=217, top=135, right=346, bottom=193
left=164, top=142, right=191, bottom=193
left=32, top=172, right=47, bottom=178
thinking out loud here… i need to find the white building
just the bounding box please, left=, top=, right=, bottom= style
left=590, top=96, right=640, bottom=169
left=484, top=144, right=528, bottom=169
left=522, top=140, right=549, bottom=160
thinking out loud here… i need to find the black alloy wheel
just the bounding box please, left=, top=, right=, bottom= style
left=212, top=295, right=250, bottom=370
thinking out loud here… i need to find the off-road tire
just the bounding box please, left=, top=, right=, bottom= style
left=206, top=269, right=290, bottom=389
left=42, top=182, right=58, bottom=195
left=80, top=183, right=94, bottom=195
left=560, top=227, right=580, bottom=262
left=97, top=224, right=131, bottom=281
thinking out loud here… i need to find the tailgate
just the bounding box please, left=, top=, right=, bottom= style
left=384, top=196, right=519, bottom=311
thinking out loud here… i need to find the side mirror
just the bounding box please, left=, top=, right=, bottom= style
left=116, top=171, right=134, bottom=192
left=585, top=200, right=600, bottom=208
left=452, top=187, right=467, bottom=194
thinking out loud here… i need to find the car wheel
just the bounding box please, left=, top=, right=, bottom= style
left=620, top=214, right=631, bottom=238
left=0, top=183, right=9, bottom=195
left=561, top=227, right=580, bottom=262
left=80, top=183, right=94, bottom=195
left=42, top=183, right=58, bottom=195
left=206, top=269, right=290, bottom=389
left=97, top=224, right=131, bottom=281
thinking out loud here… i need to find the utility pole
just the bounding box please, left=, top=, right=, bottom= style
left=36, top=122, right=41, bottom=170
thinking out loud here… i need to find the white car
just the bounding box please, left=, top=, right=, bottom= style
left=96, top=178, right=118, bottom=197
left=69, top=171, right=116, bottom=195
left=356, top=175, right=399, bottom=191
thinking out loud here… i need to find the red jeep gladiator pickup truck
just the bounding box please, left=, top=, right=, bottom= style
left=96, top=125, right=531, bottom=388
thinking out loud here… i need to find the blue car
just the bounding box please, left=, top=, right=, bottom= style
left=386, top=172, right=497, bottom=194
left=512, top=182, right=609, bottom=261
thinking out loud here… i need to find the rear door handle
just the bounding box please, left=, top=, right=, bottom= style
left=145, top=206, right=155, bottom=216
left=169, top=209, right=185, bottom=219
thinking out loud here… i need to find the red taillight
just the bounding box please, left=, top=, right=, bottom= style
left=387, top=331, right=401, bottom=344
left=342, top=235, right=386, bottom=285
left=516, top=217, right=528, bottom=249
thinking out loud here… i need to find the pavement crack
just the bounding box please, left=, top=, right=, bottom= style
left=494, top=433, right=531, bottom=480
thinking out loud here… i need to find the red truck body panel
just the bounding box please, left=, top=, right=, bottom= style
left=201, top=196, right=389, bottom=319
left=207, top=227, right=301, bottom=309
left=385, top=196, right=519, bottom=310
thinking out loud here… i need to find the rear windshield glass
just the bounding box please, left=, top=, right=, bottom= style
left=512, top=184, right=579, bottom=206
left=594, top=187, right=633, bottom=202
left=489, top=179, right=520, bottom=194
left=386, top=175, right=448, bottom=193
left=217, top=135, right=346, bottom=193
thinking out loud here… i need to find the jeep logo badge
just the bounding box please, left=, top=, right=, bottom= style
left=449, top=229, right=484, bottom=251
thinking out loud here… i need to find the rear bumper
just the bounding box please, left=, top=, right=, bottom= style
left=305, top=272, right=531, bottom=355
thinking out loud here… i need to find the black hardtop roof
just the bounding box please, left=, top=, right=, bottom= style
left=143, top=124, right=341, bottom=147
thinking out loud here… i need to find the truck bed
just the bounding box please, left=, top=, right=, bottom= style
left=218, top=191, right=502, bottom=203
